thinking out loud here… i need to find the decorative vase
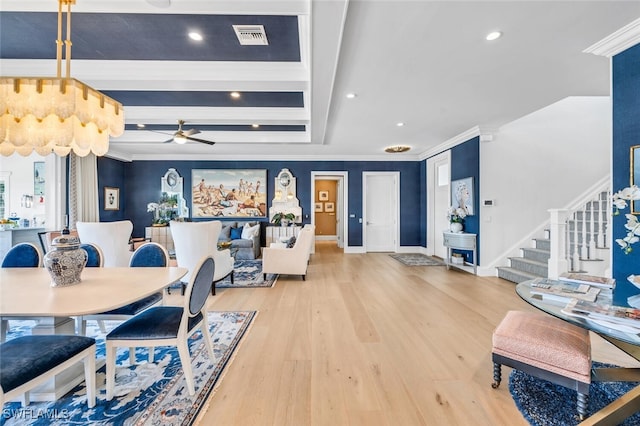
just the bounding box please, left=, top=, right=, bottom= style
left=43, top=235, right=87, bottom=287
left=450, top=222, right=463, bottom=233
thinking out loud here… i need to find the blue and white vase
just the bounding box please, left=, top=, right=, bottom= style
left=450, top=222, right=463, bottom=233
left=43, top=235, right=87, bottom=287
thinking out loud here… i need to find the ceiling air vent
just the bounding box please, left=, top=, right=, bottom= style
left=233, top=25, right=269, bottom=46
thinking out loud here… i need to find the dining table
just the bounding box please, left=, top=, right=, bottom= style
left=0, top=266, right=187, bottom=401
left=516, top=280, right=640, bottom=425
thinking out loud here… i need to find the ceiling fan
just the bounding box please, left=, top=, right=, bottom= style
left=161, top=120, right=216, bottom=145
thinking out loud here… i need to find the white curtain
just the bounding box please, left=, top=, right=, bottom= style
left=69, top=153, right=99, bottom=228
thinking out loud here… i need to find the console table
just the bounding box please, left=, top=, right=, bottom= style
left=265, top=225, right=301, bottom=247
left=443, top=232, right=477, bottom=275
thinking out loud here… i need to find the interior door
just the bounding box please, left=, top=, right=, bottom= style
left=364, top=172, right=398, bottom=252
left=428, top=152, right=450, bottom=259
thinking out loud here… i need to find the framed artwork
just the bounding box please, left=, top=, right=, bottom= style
left=33, top=161, right=45, bottom=198
left=104, top=187, right=119, bottom=211
left=451, top=177, right=474, bottom=216
left=315, top=202, right=323, bottom=212
left=632, top=145, right=639, bottom=214
left=324, top=202, right=335, bottom=213
left=318, top=190, right=329, bottom=201
left=192, top=169, right=267, bottom=218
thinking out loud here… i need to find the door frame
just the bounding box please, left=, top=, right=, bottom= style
left=311, top=171, right=348, bottom=250
left=363, top=171, right=400, bottom=252
left=426, top=151, right=451, bottom=256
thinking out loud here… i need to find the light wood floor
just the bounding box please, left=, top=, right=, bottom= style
left=179, top=242, right=640, bottom=426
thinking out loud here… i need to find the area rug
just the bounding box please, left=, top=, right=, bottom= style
left=509, top=362, right=640, bottom=425
left=1, top=311, right=256, bottom=426
left=389, top=253, right=445, bottom=266
left=217, top=259, right=277, bottom=288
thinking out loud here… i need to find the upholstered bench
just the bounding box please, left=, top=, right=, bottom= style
left=0, top=335, right=96, bottom=408
left=491, top=310, right=591, bottom=420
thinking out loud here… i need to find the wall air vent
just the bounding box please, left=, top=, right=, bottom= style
left=233, top=25, right=269, bottom=46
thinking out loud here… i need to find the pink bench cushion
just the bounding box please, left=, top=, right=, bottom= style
left=492, top=310, right=591, bottom=383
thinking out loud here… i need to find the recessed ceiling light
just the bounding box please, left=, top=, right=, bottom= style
left=346, top=93, right=357, bottom=99
left=251, top=124, right=260, bottom=128
left=188, top=32, right=203, bottom=41
left=230, top=92, right=241, bottom=99
left=385, top=145, right=411, bottom=153
left=136, top=123, right=145, bottom=129
left=486, top=31, right=502, bottom=41
left=396, top=122, right=405, bottom=127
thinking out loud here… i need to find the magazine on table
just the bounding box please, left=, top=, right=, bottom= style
left=558, top=273, right=616, bottom=290
left=562, top=299, right=640, bottom=331
left=529, top=278, right=600, bottom=303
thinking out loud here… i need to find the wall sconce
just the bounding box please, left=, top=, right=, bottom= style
left=21, top=194, right=33, bottom=208
left=287, top=191, right=294, bottom=200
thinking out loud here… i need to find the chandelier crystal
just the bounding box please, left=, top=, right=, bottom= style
left=0, top=0, right=124, bottom=157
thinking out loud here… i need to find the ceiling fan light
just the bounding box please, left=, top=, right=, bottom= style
left=174, top=135, right=188, bottom=144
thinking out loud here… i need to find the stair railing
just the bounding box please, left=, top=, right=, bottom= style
left=548, top=177, right=610, bottom=279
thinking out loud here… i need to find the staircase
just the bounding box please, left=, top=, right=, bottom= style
left=497, top=232, right=550, bottom=283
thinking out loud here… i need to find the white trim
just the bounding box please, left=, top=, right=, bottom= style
left=419, top=125, right=496, bottom=161
left=583, top=18, right=640, bottom=58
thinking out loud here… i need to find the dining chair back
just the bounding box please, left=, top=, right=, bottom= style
left=80, top=243, right=104, bottom=267
left=0, top=335, right=96, bottom=408
left=105, top=255, right=216, bottom=399
left=129, top=242, right=169, bottom=268
left=76, top=220, right=133, bottom=267
left=1, top=243, right=41, bottom=268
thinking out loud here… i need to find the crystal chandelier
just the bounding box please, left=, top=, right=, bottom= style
left=0, top=0, right=124, bottom=157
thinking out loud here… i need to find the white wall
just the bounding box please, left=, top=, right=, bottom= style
left=0, top=152, right=47, bottom=224
left=479, top=96, right=610, bottom=271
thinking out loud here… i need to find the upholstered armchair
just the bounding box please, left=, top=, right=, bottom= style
left=170, top=220, right=234, bottom=295
left=262, top=225, right=314, bottom=280
left=76, top=220, right=133, bottom=267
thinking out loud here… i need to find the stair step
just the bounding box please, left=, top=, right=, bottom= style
left=497, top=267, right=541, bottom=284
left=533, top=238, right=550, bottom=251
left=522, top=247, right=550, bottom=263
left=508, top=257, right=548, bottom=277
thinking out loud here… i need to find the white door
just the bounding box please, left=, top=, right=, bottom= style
left=364, top=172, right=398, bottom=252
left=336, top=177, right=344, bottom=248
left=427, top=152, right=450, bottom=259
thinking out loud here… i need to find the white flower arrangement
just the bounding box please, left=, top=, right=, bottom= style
left=612, top=185, right=640, bottom=254
left=447, top=206, right=467, bottom=223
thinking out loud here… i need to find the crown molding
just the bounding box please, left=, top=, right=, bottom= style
left=584, top=18, right=640, bottom=58
left=418, top=125, right=497, bottom=161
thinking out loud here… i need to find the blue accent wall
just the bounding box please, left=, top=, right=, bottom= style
left=450, top=137, right=481, bottom=264
left=98, top=160, right=423, bottom=248
left=612, top=43, right=640, bottom=306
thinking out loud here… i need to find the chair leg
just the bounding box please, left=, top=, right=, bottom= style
left=201, top=318, right=215, bottom=360
left=264, top=273, right=267, bottom=280
left=177, top=340, right=195, bottom=395
left=106, top=342, right=117, bottom=400
left=181, top=283, right=186, bottom=296
left=302, top=275, right=305, bottom=281
left=491, top=362, right=502, bottom=388
left=211, top=281, right=216, bottom=296
left=84, top=345, right=96, bottom=408
left=230, top=271, right=234, bottom=284
left=129, top=348, right=136, bottom=365
left=149, top=346, right=155, bottom=363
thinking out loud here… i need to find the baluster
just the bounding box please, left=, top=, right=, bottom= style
left=598, top=192, right=605, bottom=248
left=573, top=212, right=580, bottom=271
left=589, top=197, right=596, bottom=259
left=581, top=207, right=588, bottom=260
left=565, top=216, right=572, bottom=271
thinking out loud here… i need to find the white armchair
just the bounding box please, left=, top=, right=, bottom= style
left=76, top=220, right=133, bottom=267
left=262, top=225, right=314, bottom=281
left=169, top=220, right=234, bottom=295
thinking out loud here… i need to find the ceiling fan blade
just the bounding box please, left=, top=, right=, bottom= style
left=162, top=137, right=174, bottom=144
left=183, top=128, right=200, bottom=136
left=186, top=135, right=216, bottom=145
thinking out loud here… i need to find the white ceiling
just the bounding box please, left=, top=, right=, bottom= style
left=2, top=1, right=640, bottom=161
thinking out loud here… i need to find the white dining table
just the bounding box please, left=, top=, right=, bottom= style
left=0, top=266, right=187, bottom=401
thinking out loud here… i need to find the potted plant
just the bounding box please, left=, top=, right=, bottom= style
left=272, top=212, right=296, bottom=226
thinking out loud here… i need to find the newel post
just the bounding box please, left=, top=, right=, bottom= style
left=548, top=209, right=569, bottom=279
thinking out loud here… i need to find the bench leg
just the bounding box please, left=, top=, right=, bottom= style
left=492, top=362, right=502, bottom=389
left=577, top=392, right=588, bottom=420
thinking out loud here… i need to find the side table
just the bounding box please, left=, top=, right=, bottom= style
left=442, top=232, right=477, bottom=275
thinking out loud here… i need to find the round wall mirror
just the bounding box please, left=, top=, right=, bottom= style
left=279, top=171, right=291, bottom=188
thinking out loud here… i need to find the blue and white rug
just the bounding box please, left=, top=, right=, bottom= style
left=217, top=259, right=277, bottom=288
left=1, top=311, right=256, bottom=425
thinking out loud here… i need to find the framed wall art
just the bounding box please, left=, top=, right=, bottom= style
left=318, top=190, right=329, bottom=201
left=192, top=169, right=267, bottom=218
left=632, top=145, right=639, bottom=214
left=324, top=202, right=335, bottom=213
left=315, top=202, right=323, bottom=212
left=104, top=187, right=120, bottom=211
left=451, top=177, right=474, bottom=216
left=33, top=161, right=45, bottom=199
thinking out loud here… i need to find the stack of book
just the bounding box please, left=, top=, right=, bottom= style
left=529, top=278, right=600, bottom=303
left=562, top=299, right=640, bottom=333
left=558, top=272, right=616, bottom=290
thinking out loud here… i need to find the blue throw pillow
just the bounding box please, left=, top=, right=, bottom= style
left=230, top=227, right=243, bottom=240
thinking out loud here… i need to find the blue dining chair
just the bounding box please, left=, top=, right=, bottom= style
left=80, top=243, right=104, bottom=268
left=0, top=335, right=96, bottom=408
left=106, top=255, right=215, bottom=399
left=1, top=243, right=42, bottom=342
left=76, top=243, right=168, bottom=358
left=1, top=243, right=41, bottom=268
